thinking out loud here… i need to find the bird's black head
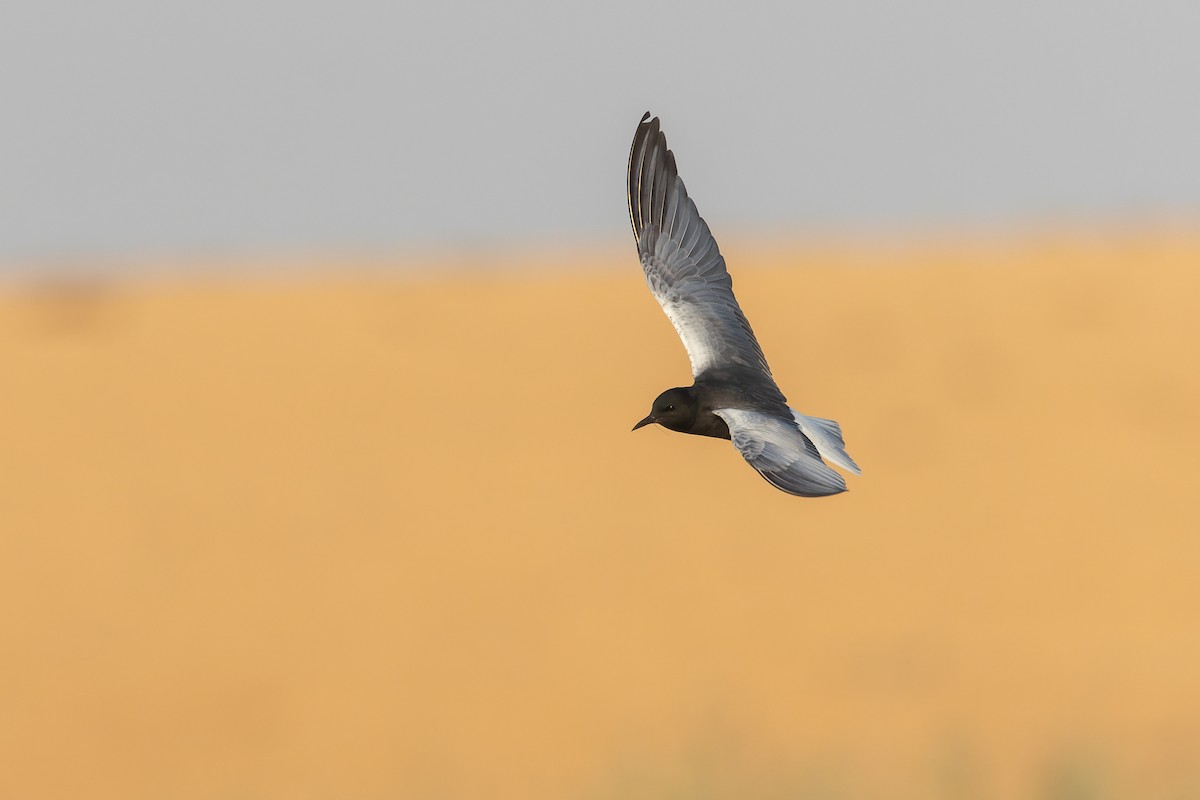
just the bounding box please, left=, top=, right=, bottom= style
left=632, top=387, right=698, bottom=433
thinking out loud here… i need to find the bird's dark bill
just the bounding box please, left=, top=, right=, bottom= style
left=632, top=415, right=655, bottom=431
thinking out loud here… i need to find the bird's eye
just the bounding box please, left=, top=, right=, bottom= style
left=664, top=405, right=675, bottom=411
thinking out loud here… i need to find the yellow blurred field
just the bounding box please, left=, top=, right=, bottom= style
left=2, top=232, right=1199, bottom=799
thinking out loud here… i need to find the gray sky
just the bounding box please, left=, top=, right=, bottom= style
left=2, top=0, right=1198, bottom=266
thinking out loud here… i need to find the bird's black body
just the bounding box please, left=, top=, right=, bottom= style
left=626, top=112, right=860, bottom=497
left=633, top=386, right=730, bottom=439
left=633, top=365, right=793, bottom=441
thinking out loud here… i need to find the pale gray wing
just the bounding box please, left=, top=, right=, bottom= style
left=714, top=408, right=848, bottom=497
left=628, top=113, right=772, bottom=380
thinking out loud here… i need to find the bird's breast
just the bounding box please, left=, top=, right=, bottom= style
left=690, top=412, right=731, bottom=440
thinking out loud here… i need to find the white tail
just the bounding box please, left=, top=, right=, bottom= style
left=792, top=411, right=861, bottom=476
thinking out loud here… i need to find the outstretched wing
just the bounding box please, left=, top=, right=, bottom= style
left=714, top=408, right=848, bottom=497
left=628, top=113, right=772, bottom=380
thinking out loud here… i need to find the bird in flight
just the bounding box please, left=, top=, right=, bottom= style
left=628, top=112, right=860, bottom=497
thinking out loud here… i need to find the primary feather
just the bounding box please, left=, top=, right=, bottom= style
left=627, top=113, right=771, bottom=379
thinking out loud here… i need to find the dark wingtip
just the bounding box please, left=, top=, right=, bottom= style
left=629, top=113, right=663, bottom=242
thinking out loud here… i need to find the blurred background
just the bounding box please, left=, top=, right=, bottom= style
left=2, top=1, right=1199, bottom=798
